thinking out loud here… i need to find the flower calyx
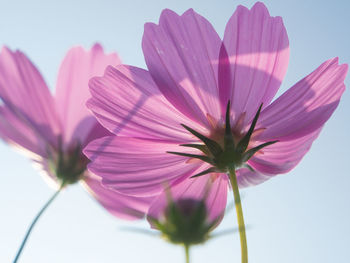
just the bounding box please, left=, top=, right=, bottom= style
left=168, top=101, right=278, bottom=177
left=47, top=139, right=88, bottom=187
left=149, top=198, right=219, bottom=246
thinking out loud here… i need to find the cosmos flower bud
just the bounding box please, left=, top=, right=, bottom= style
left=149, top=198, right=219, bottom=246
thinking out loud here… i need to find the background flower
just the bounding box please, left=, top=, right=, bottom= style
left=0, top=44, right=151, bottom=220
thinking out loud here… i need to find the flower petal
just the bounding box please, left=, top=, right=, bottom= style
left=236, top=128, right=322, bottom=188
left=258, top=58, right=347, bottom=141
left=88, top=65, right=202, bottom=142
left=142, top=8, right=222, bottom=126
left=0, top=106, right=46, bottom=157
left=236, top=168, right=267, bottom=188
left=55, top=44, right=120, bottom=146
left=82, top=173, right=153, bottom=220
left=84, top=136, right=201, bottom=196
left=223, top=2, right=289, bottom=121
left=0, top=47, right=60, bottom=150
left=249, top=128, right=321, bottom=177
left=148, top=173, right=228, bottom=224
left=82, top=122, right=112, bottom=148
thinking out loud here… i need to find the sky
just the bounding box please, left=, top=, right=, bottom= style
left=0, top=0, right=349, bottom=262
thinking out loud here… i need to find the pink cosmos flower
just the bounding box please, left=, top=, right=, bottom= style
left=0, top=44, right=150, bottom=220
left=84, top=2, right=347, bottom=223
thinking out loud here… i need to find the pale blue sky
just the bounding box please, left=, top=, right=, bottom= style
left=0, top=0, right=349, bottom=262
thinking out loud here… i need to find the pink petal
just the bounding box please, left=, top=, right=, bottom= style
left=250, top=128, right=322, bottom=174
left=82, top=173, right=153, bottom=220
left=0, top=106, right=47, bottom=157
left=88, top=65, right=203, bottom=142
left=237, top=128, right=322, bottom=188
left=82, top=122, right=112, bottom=148
left=142, top=9, right=222, bottom=127
left=258, top=58, right=348, bottom=141
left=55, top=43, right=120, bottom=147
left=223, top=2, right=289, bottom=121
left=236, top=168, right=267, bottom=188
left=148, top=173, right=228, bottom=224
left=0, top=47, right=61, bottom=150
left=84, top=136, right=201, bottom=196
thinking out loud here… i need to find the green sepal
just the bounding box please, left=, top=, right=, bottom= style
left=242, top=140, right=278, bottom=162
left=48, top=139, right=87, bottom=186
left=180, top=144, right=208, bottom=155
left=181, top=124, right=223, bottom=156
left=242, top=163, right=255, bottom=172
left=224, top=101, right=235, bottom=152
left=167, top=151, right=213, bottom=164
left=173, top=102, right=279, bottom=176
left=190, top=167, right=217, bottom=178
left=236, top=103, right=263, bottom=153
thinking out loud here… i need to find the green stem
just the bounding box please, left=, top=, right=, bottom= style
left=13, top=188, right=61, bottom=263
left=184, top=244, right=190, bottom=263
left=228, top=167, right=248, bottom=263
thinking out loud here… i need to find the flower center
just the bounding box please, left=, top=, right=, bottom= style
left=47, top=140, right=88, bottom=186
left=168, top=101, right=278, bottom=177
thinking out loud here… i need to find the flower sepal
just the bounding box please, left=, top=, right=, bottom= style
left=148, top=198, right=219, bottom=246
left=169, top=101, right=278, bottom=177
left=47, top=139, right=88, bottom=186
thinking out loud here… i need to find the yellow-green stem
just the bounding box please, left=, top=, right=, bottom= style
left=184, top=244, right=190, bottom=263
left=228, top=167, right=248, bottom=263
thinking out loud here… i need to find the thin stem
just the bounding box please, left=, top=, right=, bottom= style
left=13, top=188, right=61, bottom=263
left=228, top=167, right=248, bottom=263
left=184, top=244, right=190, bottom=263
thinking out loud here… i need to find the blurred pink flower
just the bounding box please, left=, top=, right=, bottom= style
left=0, top=44, right=150, bottom=220
left=84, top=2, right=347, bottom=219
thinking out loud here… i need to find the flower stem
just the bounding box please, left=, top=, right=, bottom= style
left=13, top=188, right=61, bottom=263
left=228, top=167, right=248, bottom=263
left=184, top=244, right=190, bottom=263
